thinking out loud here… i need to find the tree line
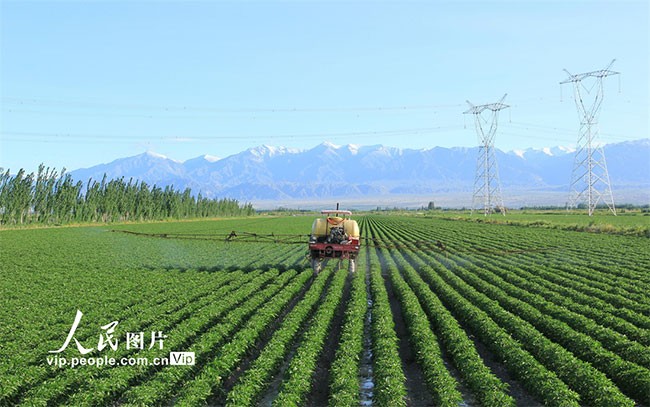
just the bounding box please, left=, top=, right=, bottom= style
left=0, top=165, right=255, bottom=226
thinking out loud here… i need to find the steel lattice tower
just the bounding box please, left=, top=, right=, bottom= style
left=464, top=94, right=509, bottom=216
left=561, top=60, right=618, bottom=216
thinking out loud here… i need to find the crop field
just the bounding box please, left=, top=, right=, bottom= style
left=437, top=210, right=650, bottom=237
left=1, top=215, right=649, bottom=406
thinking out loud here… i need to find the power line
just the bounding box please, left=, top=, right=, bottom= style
left=1, top=106, right=453, bottom=120
left=1, top=97, right=463, bottom=114
left=0, top=125, right=464, bottom=143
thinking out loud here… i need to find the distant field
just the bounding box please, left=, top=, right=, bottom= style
left=1, top=215, right=649, bottom=406
left=431, top=209, right=650, bottom=237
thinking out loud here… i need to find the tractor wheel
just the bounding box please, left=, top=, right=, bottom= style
left=311, top=258, right=322, bottom=275
left=349, top=259, right=356, bottom=273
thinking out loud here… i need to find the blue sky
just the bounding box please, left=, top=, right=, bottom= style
left=1, top=1, right=648, bottom=172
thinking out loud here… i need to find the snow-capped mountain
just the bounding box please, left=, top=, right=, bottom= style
left=512, top=145, right=576, bottom=159
left=70, top=139, right=649, bottom=204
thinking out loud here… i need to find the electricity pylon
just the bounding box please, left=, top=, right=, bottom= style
left=464, top=94, right=509, bottom=216
left=561, top=60, right=618, bottom=216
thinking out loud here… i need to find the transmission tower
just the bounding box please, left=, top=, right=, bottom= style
left=561, top=60, right=618, bottom=216
left=464, top=94, right=509, bottom=216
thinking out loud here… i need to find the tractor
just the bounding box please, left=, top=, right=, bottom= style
left=308, top=208, right=360, bottom=273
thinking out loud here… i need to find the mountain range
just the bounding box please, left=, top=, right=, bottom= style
left=71, top=139, right=650, bottom=207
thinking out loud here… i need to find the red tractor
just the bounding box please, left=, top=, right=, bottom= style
left=308, top=209, right=360, bottom=273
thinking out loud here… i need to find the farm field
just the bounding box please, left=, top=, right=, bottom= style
left=436, top=210, right=650, bottom=237
left=1, top=215, right=649, bottom=406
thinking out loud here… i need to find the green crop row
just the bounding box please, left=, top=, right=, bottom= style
left=472, top=251, right=650, bottom=345
left=433, top=216, right=648, bottom=292
left=382, top=216, right=650, bottom=332
left=539, top=261, right=650, bottom=314
left=2, top=268, right=244, bottom=405
left=328, top=258, right=367, bottom=406
left=560, top=245, right=650, bottom=280
left=110, top=271, right=295, bottom=404
left=367, top=216, right=578, bottom=406
left=408, top=261, right=581, bottom=406
left=19, top=268, right=274, bottom=407
left=375, top=215, right=649, bottom=406
left=539, top=268, right=650, bottom=330
left=0, top=229, right=288, bottom=371
left=462, top=254, right=650, bottom=369
left=225, top=267, right=334, bottom=406
left=366, top=246, right=407, bottom=407
left=378, top=216, right=638, bottom=406
left=4, top=214, right=649, bottom=405
left=382, top=255, right=462, bottom=406
left=381, top=214, right=650, bottom=278
left=272, top=265, right=348, bottom=406
left=492, top=254, right=650, bottom=332
left=443, top=252, right=650, bottom=404
left=394, top=253, right=515, bottom=407
left=364, top=220, right=463, bottom=406
left=76, top=268, right=294, bottom=406
left=367, top=219, right=515, bottom=407
left=172, top=269, right=312, bottom=405
left=414, top=252, right=634, bottom=407
left=554, top=246, right=649, bottom=284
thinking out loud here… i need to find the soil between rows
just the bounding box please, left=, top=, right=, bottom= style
left=373, top=245, right=434, bottom=406
left=383, top=268, right=436, bottom=406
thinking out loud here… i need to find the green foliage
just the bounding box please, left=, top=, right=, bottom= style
left=384, top=259, right=462, bottom=406
left=371, top=215, right=648, bottom=406
left=0, top=165, right=254, bottom=226
left=437, top=209, right=650, bottom=237
left=1, top=214, right=649, bottom=406
left=226, top=268, right=334, bottom=406
left=368, top=219, right=514, bottom=407
left=272, top=267, right=348, bottom=406
left=175, top=269, right=312, bottom=405
left=328, top=266, right=367, bottom=406
left=367, top=256, right=407, bottom=406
